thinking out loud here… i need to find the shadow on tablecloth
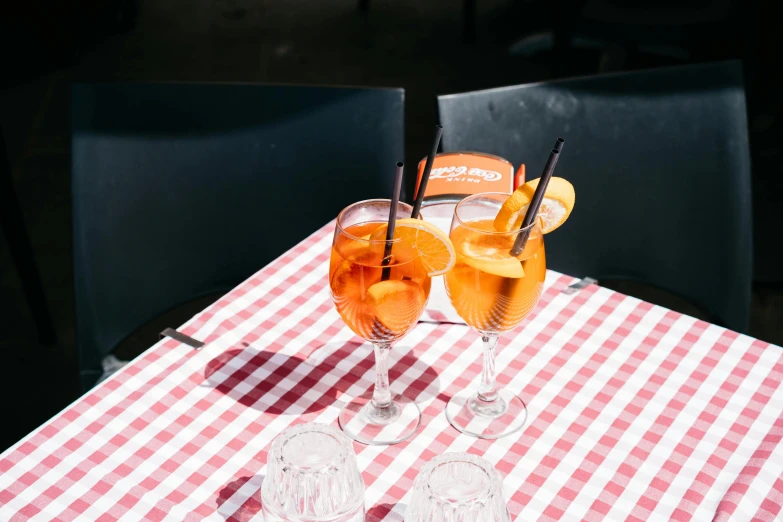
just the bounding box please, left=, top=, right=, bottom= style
left=216, top=478, right=407, bottom=522
left=367, top=501, right=407, bottom=521
left=215, top=474, right=263, bottom=522
left=201, top=340, right=441, bottom=415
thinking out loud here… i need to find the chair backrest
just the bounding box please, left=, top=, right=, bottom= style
left=437, top=61, right=752, bottom=332
left=73, top=83, right=404, bottom=388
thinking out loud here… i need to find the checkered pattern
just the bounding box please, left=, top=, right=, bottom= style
left=2, top=221, right=782, bottom=522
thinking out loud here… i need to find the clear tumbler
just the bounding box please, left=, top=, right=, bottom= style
left=261, top=423, right=365, bottom=522
left=405, top=452, right=510, bottom=522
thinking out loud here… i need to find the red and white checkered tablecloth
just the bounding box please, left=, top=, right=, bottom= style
left=2, top=221, right=782, bottom=522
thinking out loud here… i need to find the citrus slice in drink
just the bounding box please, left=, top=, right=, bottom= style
left=370, top=219, right=456, bottom=276
left=451, top=223, right=525, bottom=278
left=494, top=177, right=575, bottom=233
left=460, top=254, right=524, bottom=279
left=367, top=279, right=426, bottom=333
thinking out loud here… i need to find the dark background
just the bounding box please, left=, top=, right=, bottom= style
left=1, top=0, right=781, bottom=452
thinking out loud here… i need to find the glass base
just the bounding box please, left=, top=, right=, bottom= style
left=445, top=389, right=527, bottom=439
left=338, top=391, right=421, bottom=445
left=264, top=500, right=364, bottom=522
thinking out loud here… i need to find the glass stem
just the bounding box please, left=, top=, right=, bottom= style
left=478, top=334, right=500, bottom=402
left=371, top=343, right=392, bottom=408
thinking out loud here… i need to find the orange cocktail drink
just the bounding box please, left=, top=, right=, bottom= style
left=330, top=221, right=431, bottom=343
left=329, top=198, right=454, bottom=445
left=445, top=218, right=545, bottom=333
left=442, top=192, right=548, bottom=439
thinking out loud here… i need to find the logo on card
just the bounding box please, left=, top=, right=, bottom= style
left=429, top=166, right=503, bottom=183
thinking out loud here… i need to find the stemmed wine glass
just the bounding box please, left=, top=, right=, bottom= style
left=329, top=199, right=431, bottom=445
left=443, top=193, right=546, bottom=439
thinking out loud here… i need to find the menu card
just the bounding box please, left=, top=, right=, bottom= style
left=415, top=152, right=520, bottom=324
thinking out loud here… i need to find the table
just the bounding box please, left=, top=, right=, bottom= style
left=2, top=222, right=782, bottom=521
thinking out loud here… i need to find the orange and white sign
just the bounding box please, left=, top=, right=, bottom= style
left=416, top=152, right=517, bottom=199
left=415, top=152, right=518, bottom=324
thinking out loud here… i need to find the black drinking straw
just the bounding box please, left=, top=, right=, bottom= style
left=382, top=162, right=405, bottom=280
left=510, top=138, right=565, bottom=256
left=411, top=125, right=443, bottom=219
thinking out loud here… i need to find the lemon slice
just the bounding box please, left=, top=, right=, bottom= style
left=370, top=219, right=456, bottom=276
left=494, top=177, right=575, bottom=233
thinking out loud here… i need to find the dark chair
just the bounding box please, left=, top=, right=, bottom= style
left=72, top=83, right=404, bottom=390
left=437, top=61, right=752, bottom=332
left=0, top=128, right=56, bottom=344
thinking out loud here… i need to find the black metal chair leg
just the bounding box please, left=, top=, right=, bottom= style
left=0, top=130, right=57, bottom=345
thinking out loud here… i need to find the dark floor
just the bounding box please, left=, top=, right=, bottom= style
left=1, top=0, right=782, bottom=452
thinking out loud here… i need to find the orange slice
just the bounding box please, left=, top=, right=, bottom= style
left=460, top=254, right=524, bottom=279
left=367, top=280, right=425, bottom=332
left=494, top=177, right=575, bottom=233
left=370, top=219, right=456, bottom=276
left=450, top=225, right=525, bottom=278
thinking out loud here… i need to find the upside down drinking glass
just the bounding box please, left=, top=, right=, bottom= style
left=329, top=199, right=431, bottom=445
left=444, top=193, right=546, bottom=439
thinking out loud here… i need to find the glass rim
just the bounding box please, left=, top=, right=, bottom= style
left=335, top=198, right=414, bottom=244
left=269, top=422, right=352, bottom=471
left=419, top=452, right=503, bottom=502
left=454, top=192, right=539, bottom=236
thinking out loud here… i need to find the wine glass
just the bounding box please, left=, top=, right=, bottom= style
left=443, top=193, right=545, bottom=439
left=329, top=199, right=431, bottom=445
